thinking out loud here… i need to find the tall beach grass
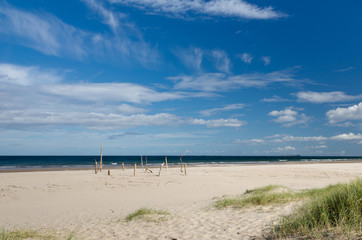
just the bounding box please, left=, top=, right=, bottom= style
left=272, top=178, right=361, bottom=239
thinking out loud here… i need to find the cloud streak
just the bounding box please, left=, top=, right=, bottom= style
left=169, top=67, right=301, bottom=92
left=0, top=1, right=158, bottom=66
left=109, top=0, right=286, bottom=20
left=296, top=91, right=362, bottom=103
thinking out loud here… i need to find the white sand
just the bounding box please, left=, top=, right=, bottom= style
left=0, top=162, right=361, bottom=239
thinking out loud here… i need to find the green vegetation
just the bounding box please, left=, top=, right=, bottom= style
left=272, top=179, right=362, bottom=239
left=215, top=185, right=300, bottom=209
left=125, top=208, right=169, bottom=222
left=0, top=228, right=54, bottom=240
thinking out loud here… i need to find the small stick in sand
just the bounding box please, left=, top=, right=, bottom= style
left=165, top=156, right=168, bottom=170
left=100, top=143, right=103, bottom=172
left=184, top=163, right=187, bottom=175
left=95, top=160, right=98, bottom=174
left=122, top=162, right=125, bottom=171
left=157, top=163, right=164, bottom=177
left=140, top=155, right=144, bottom=169
left=134, top=163, right=136, bottom=176
left=108, top=169, right=110, bottom=176
left=180, top=156, right=183, bottom=172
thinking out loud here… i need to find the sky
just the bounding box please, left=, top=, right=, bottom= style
left=0, top=0, right=362, bottom=156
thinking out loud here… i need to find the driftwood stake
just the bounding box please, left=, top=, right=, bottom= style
left=108, top=169, right=110, bottom=176
left=134, top=163, right=136, bottom=176
left=184, top=163, right=187, bottom=175
left=145, top=157, right=148, bottom=172
left=141, top=156, right=144, bottom=168
left=180, top=156, right=183, bottom=172
left=100, top=143, right=103, bottom=172
left=158, top=163, right=164, bottom=177
left=165, top=156, right=168, bottom=170
left=122, top=162, right=125, bottom=171
left=95, top=160, right=98, bottom=174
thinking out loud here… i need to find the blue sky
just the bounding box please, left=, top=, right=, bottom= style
left=0, top=0, right=361, bottom=156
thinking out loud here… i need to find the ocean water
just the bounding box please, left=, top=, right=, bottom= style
left=0, top=155, right=361, bottom=170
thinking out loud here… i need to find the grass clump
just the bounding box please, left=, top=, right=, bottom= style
left=272, top=179, right=362, bottom=239
left=125, top=208, right=169, bottom=222
left=1, top=228, right=54, bottom=240
left=215, top=185, right=298, bottom=209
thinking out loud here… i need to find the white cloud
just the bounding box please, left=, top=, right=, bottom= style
left=233, top=138, right=265, bottom=144
left=261, top=56, right=271, bottom=66
left=0, top=63, right=247, bottom=130
left=190, top=118, right=247, bottom=128
left=281, top=135, right=327, bottom=142
left=175, top=47, right=204, bottom=71
left=211, top=50, right=231, bottom=73
left=240, top=53, right=253, bottom=64
left=270, top=146, right=296, bottom=152
left=169, top=67, right=300, bottom=92
left=261, top=95, right=290, bottom=102
left=331, top=133, right=362, bottom=141
left=296, top=91, right=362, bottom=103
left=326, top=102, right=362, bottom=125
left=117, top=104, right=146, bottom=114
left=200, top=103, right=245, bottom=116
left=0, top=1, right=158, bottom=66
left=0, top=64, right=63, bottom=85
left=110, top=0, right=286, bottom=20
left=175, top=48, right=230, bottom=72
left=268, top=107, right=310, bottom=127
left=334, top=66, right=353, bottom=72
left=42, top=83, right=185, bottom=104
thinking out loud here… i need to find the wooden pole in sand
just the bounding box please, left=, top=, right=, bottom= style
left=141, top=156, right=144, bottom=169
left=180, top=156, right=183, bottom=172
left=184, top=163, right=187, bottom=175
left=145, top=156, right=148, bottom=172
left=108, top=169, right=110, bottom=176
left=122, top=162, right=125, bottom=171
left=165, top=156, right=168, bottom=170
left=134, top=163, right=136, bottom=176
left=100, top=143, right=103, bottom=172
left=95, top=160, right=98, bottom=174
left=158, top=163, right=164, bottom=177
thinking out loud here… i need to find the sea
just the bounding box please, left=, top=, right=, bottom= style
left=0, top=155, right=361, bottom=171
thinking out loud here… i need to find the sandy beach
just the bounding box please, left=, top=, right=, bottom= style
left=0, top=162, right=361, bottom=239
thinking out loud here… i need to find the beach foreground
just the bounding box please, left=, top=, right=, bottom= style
left=0, top=162, right=361, bottom=239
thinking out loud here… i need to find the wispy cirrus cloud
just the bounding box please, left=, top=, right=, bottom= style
left=169, top=67, right=301, bottom=92
left=174, top=47, right=231, bottom=73
left=240, top=53, right=253, bottom=64
left=268, top=107, right=310, bottom=127
left=200, top=103, right=245, bottom=116
left=109, top=0, right=286, bottom=20
left=326, top=102, right=362, bottom=126
left=0, top=1, right=158, bottom=66
left=261, top=95, right=290, bottom=102
left=296, top=91, right=362, bottom=103
left=261, top=56, right=271, bottom=66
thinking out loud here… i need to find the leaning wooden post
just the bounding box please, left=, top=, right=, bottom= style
left=122, top=162, right=125, bottom=171
left=100, top=143, right=103, bottom=172
left=165, top=156, right=168, bottom=170
left=184, top=163, right=187, bottom=175
left=140, top=156, right=144, bottom=169
left=180, top=156, right=183, bottom=172
left=158, top=163, right=164, bottom=177
left=108, top=169, right=110, bottom=176
left=145, top=156, right=148, bottom=172
left=95, top=160, right=98, bottom=174
left=134, top=163, right=136, bottom=176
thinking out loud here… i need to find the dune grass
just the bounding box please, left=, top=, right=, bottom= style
left=271, top=179, right=362, bottom=239
left=0, top=228, right=54, bottom=240
left=125, top=208, right=169, bottom=222
left=215, top=185, right=300, bottom=209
